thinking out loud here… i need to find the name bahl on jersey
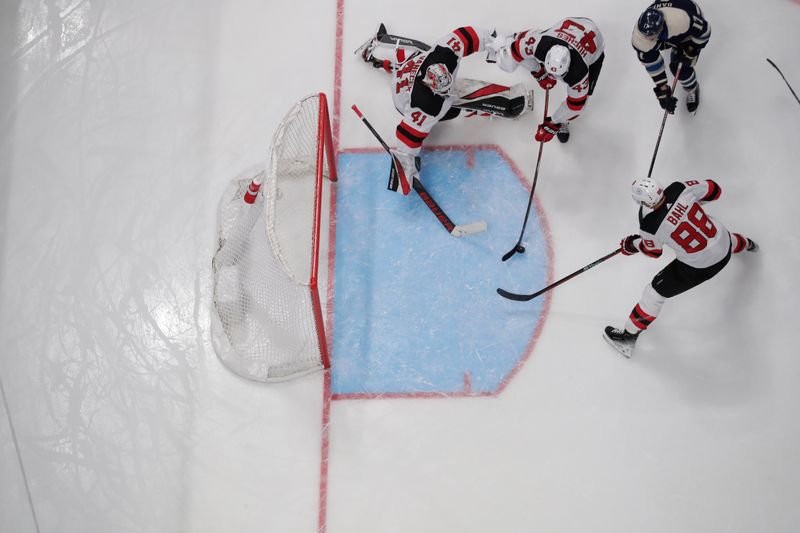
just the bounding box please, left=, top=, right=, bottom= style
left=637, top=179, right=731, bottom=269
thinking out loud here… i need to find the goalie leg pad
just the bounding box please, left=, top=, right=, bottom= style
left=452, top=79, right=533, bottom=119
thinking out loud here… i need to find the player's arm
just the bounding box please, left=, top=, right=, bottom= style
left=620, top=231, right=663, bottom=258
left=633, top=38, right=668, bottom=87
left=496, top=30, right=543, bottom=74
left=551, top=77, right=589, bottom=124
left=637, top=230, right=664, bottom=258
left=683, top=179, right=721, bottom=204
left=632, top=35, right=677, bottom=113
left=436, top=26, right=493, bottom=59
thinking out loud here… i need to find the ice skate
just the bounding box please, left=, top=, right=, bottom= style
left=686, top=83, right=700, bottom=114
left=602, top=326, right=640, bottom=358
left=354, top=23, right=387, bottom=66
left=557, top=121, right=570, bottom=143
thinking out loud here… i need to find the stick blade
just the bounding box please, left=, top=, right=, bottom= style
left=496, top=287, right=536, bottom=301
left=450, top=220, right=487, bottom=237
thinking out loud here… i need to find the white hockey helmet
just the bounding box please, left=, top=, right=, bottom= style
left=631, top=177, right=664, bottom=208
left=423, top=63, right=453, bottom=95
left=544, top=45, right=571, bottom=78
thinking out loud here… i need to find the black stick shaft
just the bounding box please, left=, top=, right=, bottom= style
left=767, top=58, right=800, bottom=106
left=497, top=248, right=622, bottom=301
left=647, top=64, right=682, bottom=178
left=351, top=104, right=457, bottom=233
left=501, top=89, right=550, bottom=261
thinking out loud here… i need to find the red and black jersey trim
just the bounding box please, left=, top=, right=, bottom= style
left=454, top=26, right=480, bottom=56
left=639, top=242, right=663, bottom=258
left=511, top=31, right=527, bottom=62
left=396, top=121, right=428, bottom=149
left=700, top=179, right=722, bottom=202
left=566, top=94, right=587, bottom=111
left=629, top=304, right=656, bottom=330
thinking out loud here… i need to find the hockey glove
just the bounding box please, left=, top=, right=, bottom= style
left=532, top=67, right=557, bottom=90
left=653, top=84, right=677, bottom=114
left=620, top=235, right=641, bottom=256
left=388, top=149, right=419, bottom=196
left=535, top=117, right=561, bottom=143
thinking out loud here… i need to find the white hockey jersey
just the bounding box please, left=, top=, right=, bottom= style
left=636, top=179, right=732, bottom=269
left=507, top=18, right=605, bottom=124
left=392, top=26, right=491, bottom=155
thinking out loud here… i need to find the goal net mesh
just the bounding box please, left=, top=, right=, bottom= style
left=211, top=93, right=333, bottom=382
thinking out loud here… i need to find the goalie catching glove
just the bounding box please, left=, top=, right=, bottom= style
left=388, top=149, right=420, bottom=195
left=620, top=234, right=641, bottom=255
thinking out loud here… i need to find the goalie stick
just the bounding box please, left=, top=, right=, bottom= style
left=501, top=88, right=550, bottom=261
left=351, top=104, right=487, bottom=237
left=766, top=58, right=800, bottom=106
left=497, top=247, right=622, bottom=301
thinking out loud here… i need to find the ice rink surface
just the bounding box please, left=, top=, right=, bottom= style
left=2, top=0, right=800, bottom=532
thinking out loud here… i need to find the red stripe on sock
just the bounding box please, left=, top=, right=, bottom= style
left=634, top=304, right=656, bottom=323
left=630, top=314, right=649, bottom=330
left=732, top=233, right=747, bottom=253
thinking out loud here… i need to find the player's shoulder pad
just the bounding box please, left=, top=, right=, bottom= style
left=638, top=182, right=685, bottom=233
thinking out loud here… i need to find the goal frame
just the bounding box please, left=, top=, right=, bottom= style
left=212, top=91, right=337, bottom=382
left=308, top=92, right=337, bottom=371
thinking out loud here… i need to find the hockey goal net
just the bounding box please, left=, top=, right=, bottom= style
left=211, top=93, right=337, bottom=382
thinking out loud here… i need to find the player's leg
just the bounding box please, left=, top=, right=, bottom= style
left=604, top=259, right=682, bottom=357
left=731, top=232, right=759, bottom=253
left=356, top=23, right=429, bottom=72
left=451, top=78, right=533, bottom=119
left=669, top=49, right=700, bottom=112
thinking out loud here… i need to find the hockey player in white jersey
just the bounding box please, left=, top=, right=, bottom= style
left=604, top=177, right=758, bottom=357
left=490, top=17, right=605, bottom=143
left=633, top=0, right=711, bottom=113
left=356, top=24, right=532, bottom=195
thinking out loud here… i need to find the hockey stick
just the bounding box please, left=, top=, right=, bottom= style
left=766, top=58, right=800, bottom=106
left=501, top=88, right=550, bottom=261
left=497, top=247, right=623, bottom=301
left=647, top=64, right=682, bottom=177
left=351, top=104, right=487, bottom=237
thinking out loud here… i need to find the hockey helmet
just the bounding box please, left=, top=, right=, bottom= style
left=637, top=8, right=665, bottom=39
left=631, top=177, right=664, bottom=208
left=423, top=63, right=453, bottom=95
left=544, top=45, right=571, bottom=78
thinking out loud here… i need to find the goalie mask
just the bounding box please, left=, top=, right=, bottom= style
left=422, top=63, right=453, bottom=95
left=544, top=45, right=571, bottom=78
left=631, top=177, right=664, bottom=209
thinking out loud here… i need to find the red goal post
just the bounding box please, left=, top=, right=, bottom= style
left=211, top=93, right=337, bottom=382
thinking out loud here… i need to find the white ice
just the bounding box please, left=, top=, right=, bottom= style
left=2, top=0, right=799, bottom=532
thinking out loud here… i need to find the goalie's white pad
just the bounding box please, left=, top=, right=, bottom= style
left=452, top=78, right=533, bottom=119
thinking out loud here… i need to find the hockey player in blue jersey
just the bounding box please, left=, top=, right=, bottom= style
left=632, top=0, right=711, bottom=114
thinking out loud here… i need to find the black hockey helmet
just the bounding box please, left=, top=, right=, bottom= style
left=637, top=8, right=665, bottom=39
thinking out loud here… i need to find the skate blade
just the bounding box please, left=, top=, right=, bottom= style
left=602, top=333, right=634, bottom=358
